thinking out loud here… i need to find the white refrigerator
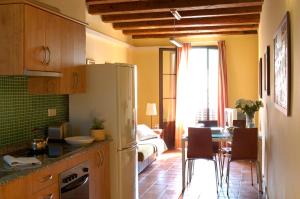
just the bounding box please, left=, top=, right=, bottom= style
left=69, top=63, right=138, bottom=199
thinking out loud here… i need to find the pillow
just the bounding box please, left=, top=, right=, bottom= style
left=136, top=124, right=159, bottom=141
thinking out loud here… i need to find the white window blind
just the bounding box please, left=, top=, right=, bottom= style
left=189, top=47, right=219, bottom=124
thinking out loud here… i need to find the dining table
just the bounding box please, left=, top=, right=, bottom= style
left=181, top=127, right=263, bottom=192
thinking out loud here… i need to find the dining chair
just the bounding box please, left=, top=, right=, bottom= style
left=186, top=127, right=219, bottom=193
left=199, top=120, right=221, bottom=167
left=232, top=120, right=246, bottom=128
left=225, top=128, right=261, bottom=195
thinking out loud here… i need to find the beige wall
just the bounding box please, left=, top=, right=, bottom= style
left=224, top=35, right=258, bottom=108
left=131, top=47, right=161, bottom=127
left=86, top=30, right=133, bottom=64
left=259, top=0, right=300, bottom=198
left=132, top=35, right=258, bottom=127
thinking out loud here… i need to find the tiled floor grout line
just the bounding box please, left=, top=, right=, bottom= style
left=139, top=150, right=265, bottom=199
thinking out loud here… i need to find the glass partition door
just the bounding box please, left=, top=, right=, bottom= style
left=159, top=48, right=176, bottom=149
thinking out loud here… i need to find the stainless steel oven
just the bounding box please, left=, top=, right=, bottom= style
left=60, top=161, right=89, bottom=199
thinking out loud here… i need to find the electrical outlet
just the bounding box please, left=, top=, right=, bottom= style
left=48, top=108, right=57, bottom=117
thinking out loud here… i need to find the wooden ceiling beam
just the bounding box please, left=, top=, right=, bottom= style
left=86, top=0, right=140, bottom=5
left=102, top=6, right=262, bottom=23
left=87, top=0, right=263, bottom=15
left=132, top=30, right=258, bottom=39
left=113, top=15, right=260, bottom=30
left=123, top=24, right=258, bottom=35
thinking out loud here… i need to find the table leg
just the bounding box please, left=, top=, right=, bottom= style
left=182, top=138, right=186, bottom=192
left=256, top=161, right=263, bottom=193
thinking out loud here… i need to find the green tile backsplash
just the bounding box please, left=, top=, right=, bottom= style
left=0, top=76, right=68, bottom=148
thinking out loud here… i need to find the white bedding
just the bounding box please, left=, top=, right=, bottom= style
left=138, top=138, right=168, bottom=155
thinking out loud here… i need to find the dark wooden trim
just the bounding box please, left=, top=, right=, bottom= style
left=132, top=30, right=257, bottom=38
left=101, top=6, right=262, bottom=22
left=259, top=58, right=262, bottom=98
left=113, top=15, right=260, bottom=30
left=265, top=45, right=270, bottom=96
left=87, top=0, right=263, bottom=15
left=159, top=48, right=177, bottom=149
left=86, top=0, right=139, bottom=5
left=123, top=24, right=258, bottom=35
left=159, top=48, right=177, bottom=128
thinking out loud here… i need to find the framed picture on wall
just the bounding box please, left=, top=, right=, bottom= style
left=265, top=46, right=271, bottom=96
left=273, top=12, right=291, bottom=116
left=259, top=58, right=263, bottom=98
left=264, top=53, right=266, bottom=91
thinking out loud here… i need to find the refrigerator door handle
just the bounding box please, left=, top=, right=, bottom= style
left=117, top=144, right=137, bottom=152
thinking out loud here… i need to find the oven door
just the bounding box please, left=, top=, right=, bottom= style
left=61, top=174, right=89, bottom=199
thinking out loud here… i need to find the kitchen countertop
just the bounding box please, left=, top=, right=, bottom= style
left=0, top=139, right=110, bottom=185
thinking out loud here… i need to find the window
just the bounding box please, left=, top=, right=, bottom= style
left=189, top=47, right=219, bottom=124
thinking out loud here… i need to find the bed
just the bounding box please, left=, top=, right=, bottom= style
left=137, top=124, right=168, bottom=173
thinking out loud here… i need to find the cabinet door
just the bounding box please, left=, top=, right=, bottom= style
left=45, top=12, right=61, bottom=72
left=0, top=176, right=31, bottom=199
left=90, top=144, right=110, bottom=199
left=31, top=183, right=59, bottom=199
left=0, top=4, right=24, bottom=75
left=73, top=22, right=86, bottom=65
left=73, top=66, right=86, bottom=93
left=24, top=5, right=46, bottom=71
left=60, top=19, right=75, bottom=68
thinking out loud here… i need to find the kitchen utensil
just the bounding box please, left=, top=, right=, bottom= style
left=48, top=122, right=69, bottom=140
left=31, top=138, right=48, bottom=151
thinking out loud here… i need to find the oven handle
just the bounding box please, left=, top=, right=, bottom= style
left=61, top=174, right=89, bottom=194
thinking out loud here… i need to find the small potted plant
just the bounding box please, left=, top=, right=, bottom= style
left=91, top=118, right=106, bottom=141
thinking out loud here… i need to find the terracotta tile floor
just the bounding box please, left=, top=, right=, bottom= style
left=138, top=150, right=266, bottom=199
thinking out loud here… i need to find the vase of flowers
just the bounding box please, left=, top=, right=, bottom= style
left=235, top=99, right=263, bottom=128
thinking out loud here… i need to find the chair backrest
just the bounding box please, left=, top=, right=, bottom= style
left=187, top=127, right=213, bottom=159
left=199, top=120, right=218, bottom=127
left=233, top=120, right=246, bottom=128
left=231, top=128, right=258, bottom=161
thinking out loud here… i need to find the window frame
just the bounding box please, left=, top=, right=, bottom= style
left=191, top=45, right=218, bottom=121
left=159, top=48, right=177, bottom=128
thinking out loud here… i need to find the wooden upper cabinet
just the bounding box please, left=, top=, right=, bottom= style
left=0, top=3, right=85, bottom=76
left=58, top=65, right=86, bottom=94
left=25, top=5, right=61, bottom=72
left=73, top=22, right=86, bottom=66
left=45, top=12, right=61, bottom=71
left=0, top=4, right=24, bottom=75
left=24, top=5, right=46, bottom=71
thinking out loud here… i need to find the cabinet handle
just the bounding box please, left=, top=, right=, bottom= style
left=43, top=193, right=53, bottom=199
left=75, top=73, right=79, bottom=89
left=42, top=46, right=47, bottom=65
left=46, top=47, right=51, bottom=65
left=97, top=150, right=104, bottom=167
left=40, top=174, right=53, bottom=183
left=72, top=72, right=76, bottom=89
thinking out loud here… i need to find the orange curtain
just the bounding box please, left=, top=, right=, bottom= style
left=217, top=41, right=228, bottom=127
left=175, top=43, right=191, bottom=148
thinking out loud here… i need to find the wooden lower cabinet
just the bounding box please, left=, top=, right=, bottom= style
left=89, top=143, right=110, bottom=199
left=31, top=183, right=59, bottom=199
left=0, top=142, right=110, bottom=199
left=0, top=175, right=31, bottom=199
